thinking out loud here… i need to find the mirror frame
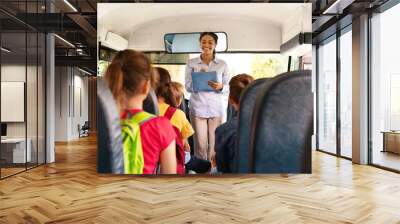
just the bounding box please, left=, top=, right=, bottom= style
left=163, top=31, right=229, bottom=54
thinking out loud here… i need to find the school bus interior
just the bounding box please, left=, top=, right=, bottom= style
left=1, top=0, right=400, bottom=222
left=96, top=3, right=313, bottom=173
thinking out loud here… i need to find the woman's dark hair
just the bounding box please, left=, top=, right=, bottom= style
left=104, top=49, right=153, bottom=111
left=199, top=32, right=218, bottom=57
left=154, top=67, right=179, bottom=108
left=229, top=74, right=254, bottom=105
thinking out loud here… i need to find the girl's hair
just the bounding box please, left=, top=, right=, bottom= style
left=199, top=32, right=218, bottom=57
left=154, top=67, right=180, bottom=108
left=104, top=49, right=153, bottom=111
left=150, top=67, right=160, bottom=89
left=170, top=82, right=184, bottom=107
left=229, top=74, right=254, bottom=105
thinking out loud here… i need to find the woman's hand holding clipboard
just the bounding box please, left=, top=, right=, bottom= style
left=208, top=81, right=223, bottom=91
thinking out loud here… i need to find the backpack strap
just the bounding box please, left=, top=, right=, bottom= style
left=122, top=110, right=155, bottom=126
left=121, top=110, right=156, bottom=174
left=163, top=106, right=186, bottom=174
left=130, top=111, right=155, bottom=125
left=121, top=119, right=144, bottom=174
left=164, top=106, right=177, bottom=120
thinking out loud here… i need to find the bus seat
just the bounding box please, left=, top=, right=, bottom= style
left=226, top=103, right=237, bottom=122
left=233, top=78, right=271, bottom=173
left=143, top=89, right=159, bottom=115
left=97, top=78, right=124, bottom=173
left=178, top=95, right=186, bottom=115
left=248, top=70, right=312, bottom=173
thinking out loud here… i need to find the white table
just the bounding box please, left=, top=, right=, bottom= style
left=1, top=138, right=31, bottom=163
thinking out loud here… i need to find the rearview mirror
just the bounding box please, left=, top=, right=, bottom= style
left=164, top=32, right=228, bottom=53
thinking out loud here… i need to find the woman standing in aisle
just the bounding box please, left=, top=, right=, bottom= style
left=185, top=32, right=230, bottom=161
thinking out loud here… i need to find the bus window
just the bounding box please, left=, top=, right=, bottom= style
left=152, top=53, right=289, bottom=101
left=98, top=60, right=110, bottom=76
left=153, top=53, right=289, bottom=83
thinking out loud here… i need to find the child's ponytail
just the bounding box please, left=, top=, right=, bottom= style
left=104, top=50, right=153, bottom=112
left=104, top=62, right=125, bottom=110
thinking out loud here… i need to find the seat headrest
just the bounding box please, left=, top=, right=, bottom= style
left=97, top=78, right=124, bottom=173
left=143, top=89, right=159, bottom=115
left=234, top=78, right=271, bottom=173
left=249, top=70, right=313, bottom=173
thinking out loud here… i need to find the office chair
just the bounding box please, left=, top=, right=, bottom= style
left=78, top=121, right=90, bottom=138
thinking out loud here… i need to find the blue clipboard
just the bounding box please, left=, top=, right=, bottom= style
left=191, top=71, right=218, bottom=92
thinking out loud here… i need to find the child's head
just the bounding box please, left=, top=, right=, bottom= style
left=229, top=74, right=254, bottom=110
left=155, top=67, right=172, bottom=86
left=170, top=82, right=184, bottom=107
left=104, top=49, right=153, bottom=111
left=154, top=67, right=182, bottom=108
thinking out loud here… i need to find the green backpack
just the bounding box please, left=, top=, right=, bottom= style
left=120, top=111, right=155, bottom=174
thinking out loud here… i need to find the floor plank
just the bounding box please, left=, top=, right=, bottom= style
left=0, top=135, right=400, bottom=223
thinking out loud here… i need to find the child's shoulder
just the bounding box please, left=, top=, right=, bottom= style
left=173, top=108, right=186, bottom=119
left=146, top=115, right=173, bottom=129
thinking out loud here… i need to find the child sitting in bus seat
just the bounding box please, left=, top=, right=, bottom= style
left=213, top=74, right=254, bottom=173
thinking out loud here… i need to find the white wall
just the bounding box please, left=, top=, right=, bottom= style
left=128, top=16, right=282, bottom=52
left=1, top=65, right=33, bottom=138
left=1, top=64, right=46, bottom=163
left=55, top=67, right=69, bottom=141
left=54, top=67, right=89, bottom=141
left=72, top=73, right=89, bottom=138
left=281, top=4, right=312, bottom=43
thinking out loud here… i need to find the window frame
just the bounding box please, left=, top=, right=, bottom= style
left=368, top=0, right=400, bottom=173
left=315, top=23, right=353, bottom=161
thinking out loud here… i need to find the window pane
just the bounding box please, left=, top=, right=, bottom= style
left=371, top=3, right=400, bottom=171
left=155, top=53, right=288, bottom=122
left=155, top=53, right=288, bottom=97
left=318, top=38, right=337, bottom=154
left=218, top=53, right=288, bottom=79
left=38, top=33, right=46, bottom=165
left=340, top=29, right=352, bottom=158
left=290, top=57, right=300, bottom=71
left=27, top=31, right=38, bottom=169
left=1, top=31, right=27, bottom=177
left=98, top=60, right=110, bottom=77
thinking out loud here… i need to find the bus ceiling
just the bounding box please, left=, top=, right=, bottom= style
left=98, top=3, right=312, bottom=55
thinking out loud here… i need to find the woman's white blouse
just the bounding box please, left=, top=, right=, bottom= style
left=185, top=56, right=230, bottom=118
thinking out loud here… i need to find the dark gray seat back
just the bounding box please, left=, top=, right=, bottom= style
left=233, top=78, right=271, bottom=173
left=143, top=89, right=159, bottom=115
left=226, top=103, right=237, bottom=122
left=97, top=78, right=124, bottom=173
left=248, top=70, right=312, bottom=173
left=178, top=95, right=186, bottom=115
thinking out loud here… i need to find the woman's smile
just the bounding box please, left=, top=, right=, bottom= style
left=200, top=35, right=216, bottom=54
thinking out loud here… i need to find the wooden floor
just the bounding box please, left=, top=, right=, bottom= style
left=373, top=150, right=400, bottom=171
left=0, top=167, right=26, bottom=178
left=1, top=135, right=400, bottom=223
left=1, top=163, right=45, bottom=178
